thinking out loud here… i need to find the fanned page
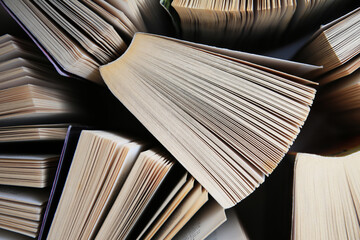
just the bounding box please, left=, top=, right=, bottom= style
left=1, top=0, right=126, bottom=84
left=100, top=33, right=317, bottom=208
left=47, top=130, right=144, bottom=240
left=95, top=149, right=176, bottom=240
left=139, top=176, right=195, bottom=240
left=149, top=183, right=208, bottom=240
left=156, top=35, right=322, bottom=79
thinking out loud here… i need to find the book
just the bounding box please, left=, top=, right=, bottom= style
left=0, top=123, right=69, bottom=142
left=0, top=34, right=83, bottom=125
left=0, top=185, right=49, bottom=238
left=38, top=125, right=88, bottom=240
left=47, top=130, right=145, bottom=239
left=303, top=61, right=360, bottom=132
left=137, top=175, right=196, bottom=240
left=294, top=7, right=360, bottom=80
left=95, top=150, right=201, bottom=240
left=317, top=54, right=360, bottom=85
left=230, top=140, right=360, bottom=240
left=1, top=0, right=127, bottom=83
left=46, top=129, right=216, bottom=240
left=0, top=154, right=58, bottom=188
left=100, top=32, right=317, bottom=208
left=1, top=3, right=359, bottom=239
left=168, top=0, right=353, bottom=48
left=292, top=150, right=360, bottom=239
left=0, top=84, right=83, bottom=122
left=1, top=0, right=332, bottom=83
left=171, top=0, right=296, bottom=45
left=0, top=33, right=119, bottom=131
left=142, top=182, right=208, bottom=240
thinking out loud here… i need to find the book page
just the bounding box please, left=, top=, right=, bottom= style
left=153, top=33, right=322, bottom=79
left=152, top=183, right=208, bottom=239
left=206, top=208, right=249, bottom=240
left=173, top=199, right=226, bottom=240
left=141, top=176, right=195, bottom=240
left=0, top=185, right=49, bottom=206
left=137, top=173, right=190, bottom=239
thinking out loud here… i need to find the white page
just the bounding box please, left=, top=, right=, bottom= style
left=173, top=199, right=226, bottom=240
left=0, top=185, right=49, bottom=206
left=206, top=208, right=249, bottom=240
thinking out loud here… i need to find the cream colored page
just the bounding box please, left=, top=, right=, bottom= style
left=154, top=33, right=322, bottom=78
left=142, top=177, right=195, bottom=240
left=153, top=183, right=204, bottom=239
left=165, top=188, right=208, bottom=240
left=137, top=173, right=189, bottom=239
left=293, top=153, right=360, bottom=239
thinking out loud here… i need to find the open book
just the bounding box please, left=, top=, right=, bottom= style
left=292, top=150, right=360, bottom=239
left=1, top=0, right=128, bottom=83
left=47, top=130, right=219, bottom=240
left=168, top=0, right=352, bottom=47
left=100, top=33, right=317, bottom=208
left=47, top=130, right=145, bottom=239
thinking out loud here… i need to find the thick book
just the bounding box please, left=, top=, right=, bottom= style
left=232, top=140, right=360, bottom=240
left=170, top=0, right=296, bottom=45
left=1, top=0, right=327, bottom=83
left=100, top=32, right=317, bottom=208
left=1, top=0, right=128, bottom=83
left=294, top=7, right=360, bottom=83
left=0, top=123, right=69, bottom=142
left=38, top=125, right=88, bottom=240
left=46, top=130, right=146, bottom=239
left=292, top=150, right=360, bottom=239
left=167, top=0, right=353, bottom=48
left=0, top=33, right=111, bottom=128
left=0, top=154, right=58, bottom=188
left=315, top=69, right=360, bottom=129
left=94, top=150, right=203, bottom=240
left=0, top=185, right=50, bottom=238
